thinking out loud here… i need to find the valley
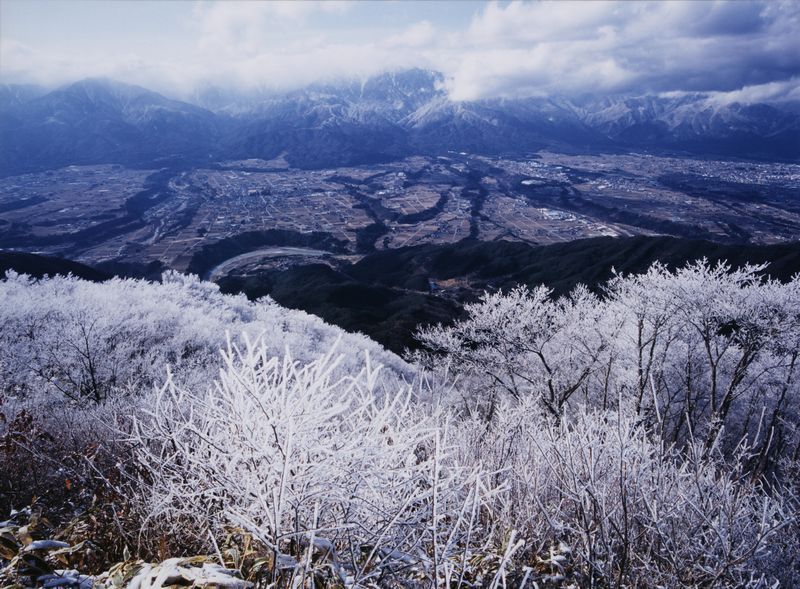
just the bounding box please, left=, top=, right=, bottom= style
left=1, top=151, right=798, bottom=278
left=3, top=147, right=798, bottom=355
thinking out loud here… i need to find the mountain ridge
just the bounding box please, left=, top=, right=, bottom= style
left=1, top=71, right=798, bottom=176
left=216, top=235, right=800, bottom=352
left=3, top=235, right=799, bottom=354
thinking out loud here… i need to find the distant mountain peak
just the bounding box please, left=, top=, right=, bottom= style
left=0, top=83, right=47, bottom=110
left=1, top=70, right=797, bottom=176
left=63, top=76, right=152, bottom=98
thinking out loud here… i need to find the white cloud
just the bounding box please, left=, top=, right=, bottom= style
left=385, top=21, right=436, bottom=49
left=703, top=78, right=800, bottom=105
left=1, top=0, right=798, bottom=103
left=191, top=1, right=353, bottom=57
left=443, top=39, right=634, bottom=101
left=442, top=0, right=800, bottom=99
left=466, top=0, right=627, bottom=45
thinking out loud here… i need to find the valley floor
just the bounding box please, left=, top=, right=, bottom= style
left=1, top=152, right=798, bottom=276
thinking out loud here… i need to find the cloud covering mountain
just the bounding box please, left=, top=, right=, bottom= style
left=2, top=1, right=799, bottom=103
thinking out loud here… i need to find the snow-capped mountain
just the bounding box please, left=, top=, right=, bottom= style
left=1, top=70, right=797, bottom=175
left=0, top=78, right=222, bottom=173
left=0, top=83, right=47, bottom=110
left=571, top=94, right=800, bottom=156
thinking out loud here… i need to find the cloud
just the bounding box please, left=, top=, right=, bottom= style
left=465, top=0, right=627, bottom=45
left=443, top=45, right=633, bottom=101
left=701, top=78, right=800, bottom=105
left=1, top=0, right=799, bottom=103
left=386, top=21, right=436, bottom=49
left=191, top=1, right=354, bottom=56
left=442, top=0, right=800, bottom=100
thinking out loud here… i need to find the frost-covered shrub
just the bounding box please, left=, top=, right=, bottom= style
left=455, top=400, right=798, bottom=587
left=0, top=271, right=411, bottom=404
left=2, top=261, right=798, bottom=586
left=413, top=260, right=800, bottom=585
left=0, top=271, right=411, bottom=514
left=0, top=352, right=146, bottom=514
left=416, top=261, right=800, bottom=470
left=131, top=336, right=505, bottom=586
left=130, top=334, right=799, bottom=587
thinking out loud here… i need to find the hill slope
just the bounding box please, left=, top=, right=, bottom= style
left=219, top=236, right=800, bottom=352
left=0, top=250, right=111, bottom=281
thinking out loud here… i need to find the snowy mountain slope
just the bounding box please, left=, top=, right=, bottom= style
left=0, top=83, right=47, bottom=110
left=1, top=69, right=797, bottom=175
left=0, top=270, right=414, bottom=404
left=0, top=78, right=222, bottom=174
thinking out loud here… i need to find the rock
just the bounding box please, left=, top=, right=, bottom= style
left=24, top=540, right=71, bottom=552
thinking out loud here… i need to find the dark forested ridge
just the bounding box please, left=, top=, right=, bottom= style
left=0, top=250, right=110, bottom=281
left=218, top=264, right=463, bottom=354
left=217, top=236, right=800, bottom=352
left=4, top=236, right=799, bottom=353
left=348, top=236, right=800, bottom=293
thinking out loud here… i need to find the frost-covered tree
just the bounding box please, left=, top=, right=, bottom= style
left=415, top=261, right=800, bottom=469
left=604, top=261, right=800, bottom=464
left=414, top=285, right=613, bottom=420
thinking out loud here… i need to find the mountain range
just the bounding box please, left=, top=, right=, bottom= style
left=1, top=69, right=798, bottom=175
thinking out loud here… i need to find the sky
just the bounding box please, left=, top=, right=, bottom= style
left=1, top=0, right=799, bottom=103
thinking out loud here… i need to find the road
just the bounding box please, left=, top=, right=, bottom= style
left=206, top=247, right=333, bottom=281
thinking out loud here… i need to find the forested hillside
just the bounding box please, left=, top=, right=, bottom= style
left=218, top=236, right=800, bottom=352
left=1, top=261, right=798, bottom=588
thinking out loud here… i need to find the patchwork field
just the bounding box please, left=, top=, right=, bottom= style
left=1, top=152, right=798, bottom=274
